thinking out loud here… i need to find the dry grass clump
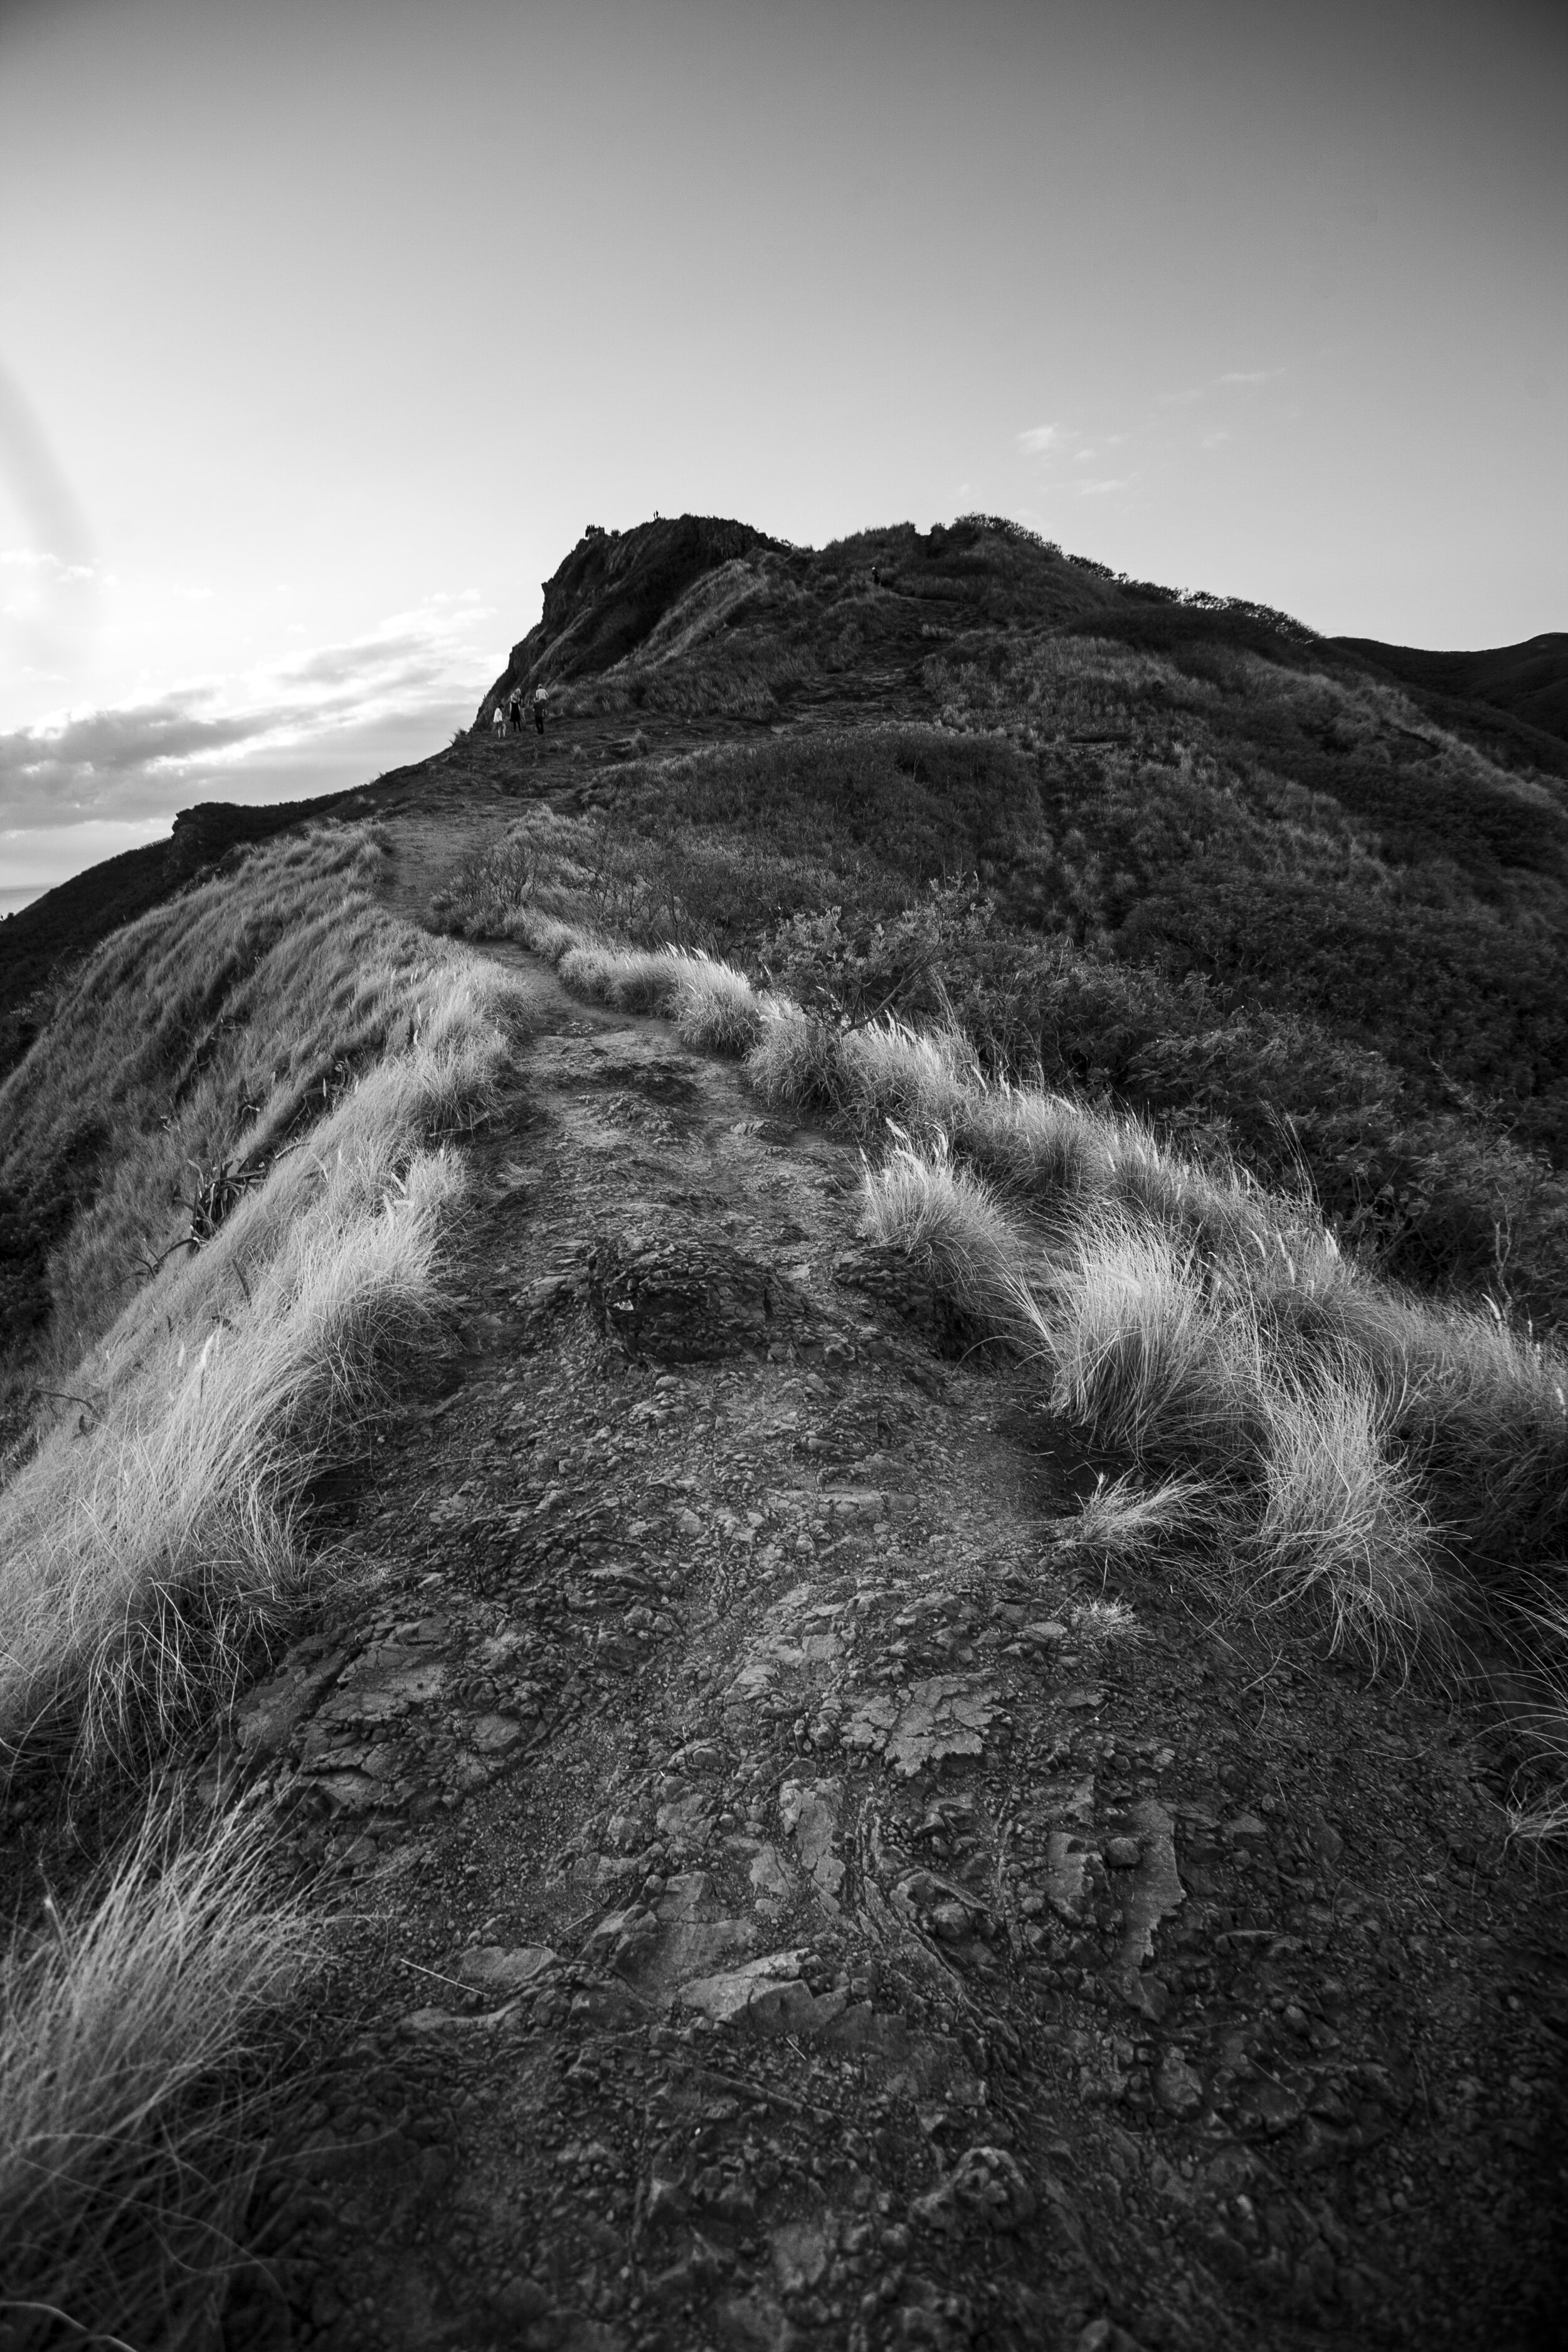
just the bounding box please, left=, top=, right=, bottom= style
left=0, top=1804, right=314, bottom=2352
left=856, top=1034, right=1568, bottom=1756
left=506, top=904, right=591, bottom=963
left=1250, top=1362, right=1438, bottom=1668
left=1062, top=1470, right=1212, bottom=1560
left=958, top=1081, right=1114, bottom=1214
left=0, top=1148, right=458, bottom=1771
left=744, top=997, right=845, bottom=1115
left=858, top=1136, right=1028, bottom=1328
left=1068, top=1594, right=1147, bottom=1650
left=517, top=919, right=765, bottom=1054
left=0, top=840, right=519, bottom=1776
left=668, top=951, right=763, bottom=1054
left=558, top=941, right=677, bottom=1012
left=835, top=1017, right=974, bottom=1138
left=1030, top=1210, right=1266, bottom=1470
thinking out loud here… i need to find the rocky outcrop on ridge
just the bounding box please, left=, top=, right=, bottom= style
left=484, top=517, right=787, bottom=713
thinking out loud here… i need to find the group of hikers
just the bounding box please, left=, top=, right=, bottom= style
left=491, top=682, right=549, bottom=739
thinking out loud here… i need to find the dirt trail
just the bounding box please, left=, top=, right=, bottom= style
left=223, top=948, right=1567, bottom=2352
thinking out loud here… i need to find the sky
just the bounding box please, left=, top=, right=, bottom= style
left=1, top=0, right=1564, bottom=909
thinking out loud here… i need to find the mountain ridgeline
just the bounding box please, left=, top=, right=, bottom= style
left=8, top=511, right=1568, bottom=1329
left=472, top=513, right=1568, bottom=1318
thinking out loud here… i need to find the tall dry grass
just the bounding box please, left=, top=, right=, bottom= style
left=1, top=827, right=494, bottom=1389
left=0, top=834, right=521, bottom=1776
left=0, top=1805, right=313, bottom=2352
left=859, top=1133, right=1027, bottom=1327
left=506, top=903, right=763, bottom=1056
left=847, top=1034, right=1568, bottom=1744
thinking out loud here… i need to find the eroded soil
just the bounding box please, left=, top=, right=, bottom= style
left=218, top=950, right=1567, bottom=2352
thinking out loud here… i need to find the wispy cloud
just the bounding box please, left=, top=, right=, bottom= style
left=0, top=595, right=494, bottom=837
left=1016, top=422, right=1072, bottom=458
left=1158, top=365, right=1286, bottom=406
left=1017, top=418, right=1135, bottom=503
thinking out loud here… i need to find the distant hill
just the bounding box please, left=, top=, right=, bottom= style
left=1331, top=630, right=1568, bottom=769
left=1332, top=630, right=1568, bottom=742
left=0, top=788, right=369, bottom=1078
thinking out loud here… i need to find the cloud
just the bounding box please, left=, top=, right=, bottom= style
left=0, top=596, right=495, bottom=838
left=1016, top=423, right=1071, bottom=457
left=1077, top=477, right=1133, bottom=497
left=1157, top=366, right=1285, bottom=407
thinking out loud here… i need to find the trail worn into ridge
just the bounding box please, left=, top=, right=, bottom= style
left=223, top=951, right=1566, bottom=2352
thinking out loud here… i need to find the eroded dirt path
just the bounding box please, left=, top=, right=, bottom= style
left=224, top=951, right=1567, bottom=2352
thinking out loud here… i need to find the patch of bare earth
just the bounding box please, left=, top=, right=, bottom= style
left=218, top=953, right=1565, bottom=2352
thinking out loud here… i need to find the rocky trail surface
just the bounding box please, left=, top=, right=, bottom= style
left=217, top=948, right=1567, bottom=2352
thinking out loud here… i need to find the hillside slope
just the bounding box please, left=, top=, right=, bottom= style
left=0, top=787, right=371, bottom=1080
left=1332, top=632, right=1568, bottom=759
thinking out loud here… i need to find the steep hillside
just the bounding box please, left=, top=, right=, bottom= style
left=0, top=787, right=371, bottom=1081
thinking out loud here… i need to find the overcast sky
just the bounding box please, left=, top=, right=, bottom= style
left=2, top=0, right=1564, bottom=907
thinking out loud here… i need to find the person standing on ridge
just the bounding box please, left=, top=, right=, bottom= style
left=533, top=683, right=548, bottom=737
left=506, top=686, right=522, bottom=733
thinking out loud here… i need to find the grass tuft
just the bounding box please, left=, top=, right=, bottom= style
left=558, top=941, right=679, bottom=1012
left=745, top=997, right=845, bottom=1116
left=1063, top=1469, right=1213, bottom=1559
left=669, top=951, right=763, bottom=1055
left=1035, top=1208, right=1265, bottom=1469
left=859, top=1135, right=1027, bottom=1329
left=0, top=1805, right=314, bottom=2352
left=1250, top=1360, right=1439, bottom=1668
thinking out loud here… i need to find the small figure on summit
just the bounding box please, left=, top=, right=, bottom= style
left=533, top=683, right=548, bottom=736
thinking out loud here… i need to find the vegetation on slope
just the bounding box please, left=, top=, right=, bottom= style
left=1, top=1805, right=315, bottom=2352
left=478, top=903, right=1568, bottom=1819
left=0, top=786, right=367, bottom=1086
left=0, top=824, right=520, bottom=2345
left=435, top=688, right=1568, bottom=1323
